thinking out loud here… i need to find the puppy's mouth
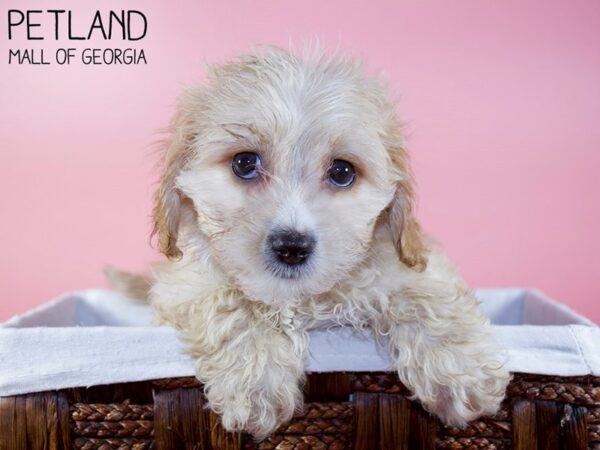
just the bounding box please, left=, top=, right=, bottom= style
left=265, top=260, right=311, bottom=280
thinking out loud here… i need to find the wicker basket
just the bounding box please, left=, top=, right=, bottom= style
left=1, top=371, right=598, bottom=450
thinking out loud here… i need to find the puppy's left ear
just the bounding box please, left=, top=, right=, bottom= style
left=152, top=97, right=195, bottom=260
left=385, top=125, right=428, bottom=272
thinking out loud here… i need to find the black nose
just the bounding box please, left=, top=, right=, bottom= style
left=269, top=230, right=315, bottom=266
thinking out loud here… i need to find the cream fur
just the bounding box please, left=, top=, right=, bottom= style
left=148, top=46, right=510, bottom=439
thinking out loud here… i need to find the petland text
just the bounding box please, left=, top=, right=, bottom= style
left=7, top=9, right=148, bottom=65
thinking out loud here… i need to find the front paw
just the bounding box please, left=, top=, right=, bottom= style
left=415, top=366, right=510, bottom=426
left=202, top=370, right=302, bottom=439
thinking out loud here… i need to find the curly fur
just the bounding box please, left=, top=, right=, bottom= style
left=147, top=45, right=510, bottom=439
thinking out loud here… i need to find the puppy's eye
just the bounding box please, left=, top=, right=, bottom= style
left=232, top=152, right=261, bottom=180
left=328, top=159, right=356, bottom=188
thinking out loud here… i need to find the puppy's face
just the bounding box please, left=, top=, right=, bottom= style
left=154, top=50, right=427, bottom=304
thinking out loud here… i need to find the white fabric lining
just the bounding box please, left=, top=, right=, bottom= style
left=0, top=289, right=598, bottom=397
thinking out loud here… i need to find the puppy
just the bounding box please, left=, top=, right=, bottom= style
left=148, top=46, right=509, bottom=439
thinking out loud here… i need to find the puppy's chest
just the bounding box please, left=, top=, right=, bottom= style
left=291, top=288, right=394, bottom=331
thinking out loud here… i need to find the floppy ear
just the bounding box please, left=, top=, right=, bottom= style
left=152, top=104, right=194, bottom=260
left=385, top=126, right=428, bottom=272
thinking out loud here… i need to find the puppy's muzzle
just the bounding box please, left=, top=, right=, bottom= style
left=268, top=230, right=315, bottom=266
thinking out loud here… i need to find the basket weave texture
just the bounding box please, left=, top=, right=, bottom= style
left=0, top=372, right=598, bottom=450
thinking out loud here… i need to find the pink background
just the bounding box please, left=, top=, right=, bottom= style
left=1, top=0, right=599, bottom=323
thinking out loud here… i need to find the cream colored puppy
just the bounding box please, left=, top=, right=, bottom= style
left=149, top=47, right=509, bottom=439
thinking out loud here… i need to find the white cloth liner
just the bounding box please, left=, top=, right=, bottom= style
left=0, top=288, right=598, bottom=397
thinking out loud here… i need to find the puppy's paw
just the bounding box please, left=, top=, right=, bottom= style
left=203, top=369, right=301, bottom=439
left=418, top=365, right=510, bottom=426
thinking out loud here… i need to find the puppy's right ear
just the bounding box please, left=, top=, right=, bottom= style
left=152, top=106, right=193, bottom=260
left=383, top=117, right=428, bottom=272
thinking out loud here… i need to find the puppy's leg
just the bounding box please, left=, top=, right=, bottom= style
left=383, top=262, right=510, bottom=425
left=183, top=301, right=307, bottom=439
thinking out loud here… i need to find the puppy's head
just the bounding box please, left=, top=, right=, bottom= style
left=153, top=47, right=427, bottom=304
